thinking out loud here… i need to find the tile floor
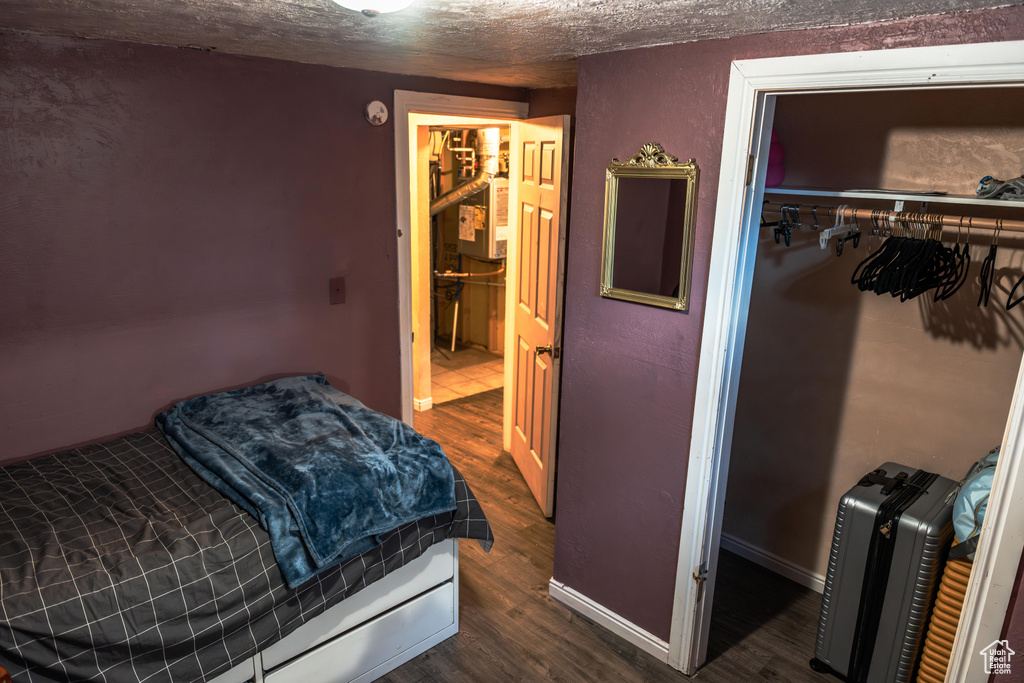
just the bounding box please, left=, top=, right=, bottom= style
left=430, top=346, right=504, bottom=405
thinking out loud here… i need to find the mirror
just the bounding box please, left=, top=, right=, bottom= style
left=601, top=143, right=699, bottom=310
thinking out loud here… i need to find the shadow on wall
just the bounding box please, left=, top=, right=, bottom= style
left=726, top=227, right=861, bottom=580
left=917, top=235, right=1024, bottom=350
left=711, top=228, right=859, bottom=653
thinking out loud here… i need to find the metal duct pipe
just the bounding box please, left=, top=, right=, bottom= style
left=429, top=127, right=501, bottom=217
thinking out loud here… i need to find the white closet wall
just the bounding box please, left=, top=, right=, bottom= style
left=722, top=88, right=1024, bottom=585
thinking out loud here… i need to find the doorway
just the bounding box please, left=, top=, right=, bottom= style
left=668, top=40, right=1024, bottom=681
left=394, top=91, right=571, bottom=518
left=414, top=124, right=510, bottom=413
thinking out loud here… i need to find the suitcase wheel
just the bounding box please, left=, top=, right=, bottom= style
left=809, top=658, right=833, bottom=674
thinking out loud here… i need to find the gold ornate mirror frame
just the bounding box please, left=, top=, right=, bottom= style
left=601, top=143, right=699, bottom=310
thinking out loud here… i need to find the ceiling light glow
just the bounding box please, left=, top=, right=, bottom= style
left=331, top=0, right=416, bottom=16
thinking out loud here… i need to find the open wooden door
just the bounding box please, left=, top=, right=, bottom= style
left=507, top=115, right=570, bottom=517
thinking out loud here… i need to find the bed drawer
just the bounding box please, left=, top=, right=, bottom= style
left=206, top=655, right=255, bottom=683
left=261, top=538, right=456, bottom=669
left=263, top=580, right=456, bottom=683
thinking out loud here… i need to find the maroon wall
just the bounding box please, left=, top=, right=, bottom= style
left=527, top=86, right=578, bottom=119
left=553, top=6, right=1024, bottom=641
left=0, top=32, right=524, bottom=462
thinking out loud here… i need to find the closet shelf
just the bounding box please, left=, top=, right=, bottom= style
left=763, top=187, right=1024, bottom=209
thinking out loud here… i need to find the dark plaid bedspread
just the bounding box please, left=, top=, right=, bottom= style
left=0, top=429, right=492, bottom=683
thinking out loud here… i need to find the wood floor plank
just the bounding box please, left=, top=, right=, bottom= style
left=380, top=389, right=825, bottom=682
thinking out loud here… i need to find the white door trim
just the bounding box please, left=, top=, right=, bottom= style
left=667, top=39, right=1024, bottom=680
left=393, top=91, right=528, bottom=426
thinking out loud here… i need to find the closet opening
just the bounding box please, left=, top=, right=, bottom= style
left=705, top=85, right=1024, bottom=681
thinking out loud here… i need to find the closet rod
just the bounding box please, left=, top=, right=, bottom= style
left=763, top=202, right=1024, bottom=233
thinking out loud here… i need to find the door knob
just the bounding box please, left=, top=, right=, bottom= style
left=536, top=345, right=560, bottom=359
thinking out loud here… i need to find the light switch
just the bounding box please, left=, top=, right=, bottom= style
left=329, top=277, right=346, bottom=305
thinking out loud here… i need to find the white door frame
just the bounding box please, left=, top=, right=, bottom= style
left=393, top=91, right=528, bottom=426
left=667, top=40, right=1024, bottom=680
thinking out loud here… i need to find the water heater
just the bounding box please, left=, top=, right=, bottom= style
left=458, top=177, right=509, bottom=261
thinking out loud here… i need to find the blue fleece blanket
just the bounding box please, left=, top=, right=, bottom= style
left=157, top=375, right=456, bottom=588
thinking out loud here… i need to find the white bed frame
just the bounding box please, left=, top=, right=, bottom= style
left=208, top=539, right=458, bottom=683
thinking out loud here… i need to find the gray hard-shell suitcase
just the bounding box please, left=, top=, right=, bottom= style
left=811, top=463, right=958, bottom=683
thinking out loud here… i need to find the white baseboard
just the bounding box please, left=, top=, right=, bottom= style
left=548, top=578, right=670, bottom=663
left=413, top=397, right=433, bottom=412
left=719, top=533, right=825, bottom=594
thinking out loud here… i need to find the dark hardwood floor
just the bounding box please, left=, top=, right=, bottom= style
left=381, top=389, right=825, bottom=682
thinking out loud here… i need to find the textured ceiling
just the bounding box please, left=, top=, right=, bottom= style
left=0, top=0, right=1017, bottom=88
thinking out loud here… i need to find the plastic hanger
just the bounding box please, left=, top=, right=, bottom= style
left=978, top=222, right=1000, bottom=307
left=936, top=216, right=971, bottom=301
left=1005, top=220, right=1024, bottom=310
left=879, top=216, right=919, bottom=297
left=773, top=203, right=792, bottom=246
left=850, top=210, right=885, bottom=286
left=904, top=217, right=943, bottom=301
left=822, top=205, right=860, bottom=256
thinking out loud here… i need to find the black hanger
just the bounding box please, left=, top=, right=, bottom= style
left=978, top=223, right=1000, bottom=307
left=878, top=216, right=920, bottom=297
left=895, top=232, right=936, bottom=300
left=787, top=204, right=802, bottom=231
left=1004, top=219, right=1024, bottom=310
left=836, top=231, right=859, bottom=256
left=781, top=205, right=800, bottom=246
left=900, top=238, right=935, bottom=300
left=904, top=217, right=953, bottom=301
left=773, top=204, right=792, bottom=246
left=761, top=199, right=779, bottom=229
left=936, top=217, right=971, bottom=302
left=850, top=210, right=987, bottom=304
left=852, top=214, right=903, bottom=293
left=850, top=211, right=885, bottom=285
left=855, top=213, right=951, bottom=301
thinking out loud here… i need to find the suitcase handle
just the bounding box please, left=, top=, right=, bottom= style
left=857, top=469, right=909, bottom=495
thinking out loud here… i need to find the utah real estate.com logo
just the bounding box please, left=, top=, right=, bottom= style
left=979, top=640, right=1016, bottom=675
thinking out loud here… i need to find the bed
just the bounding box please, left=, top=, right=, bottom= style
left=0, top=376, right=492, bottom=683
